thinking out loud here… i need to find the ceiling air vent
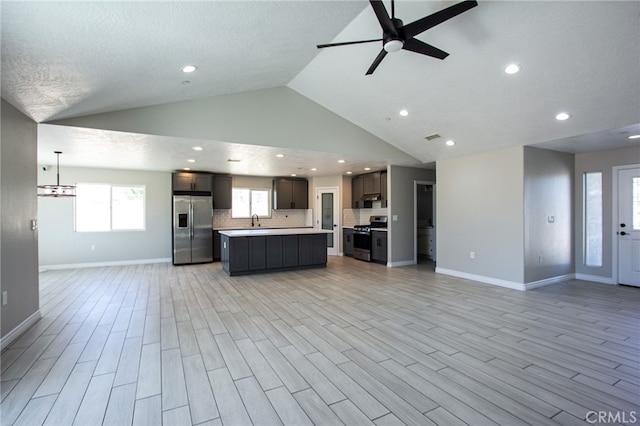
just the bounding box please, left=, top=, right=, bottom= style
left=424, top=133, right=441, bottom=141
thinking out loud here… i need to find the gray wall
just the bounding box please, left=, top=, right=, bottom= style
left=388, top=165, right=435, bottom=264
left=38, top=167, right=171, bottom=267
left=523, top=147, right=574, bottom=283
left=437, top=147, right=525, bottom=283
left=51, top=87, right=418, bottom=165
left=575, top=146, right=640, bottom=280
left=1, top=99, right=40, bottom=338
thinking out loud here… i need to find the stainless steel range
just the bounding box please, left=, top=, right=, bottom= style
left=353, top=215, right=387, bottom=261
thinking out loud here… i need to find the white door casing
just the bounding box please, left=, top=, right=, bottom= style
left=315, top=187, right=339, bottom=256
left=617, top=167, right=640, bottom=286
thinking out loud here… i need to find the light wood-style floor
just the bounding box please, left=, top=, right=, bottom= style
left=1, top=257, right=639, bottom=425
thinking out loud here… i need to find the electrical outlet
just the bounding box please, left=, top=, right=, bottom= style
left=2, top=291, right=7, bottom=306
left=539, top=255, right=544, bottom=263
left=469, top=251, right=475, bottom=259
left=392, top=215, right=398, bottom=222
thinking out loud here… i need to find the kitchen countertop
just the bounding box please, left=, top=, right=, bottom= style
left=214, top=226, right=313, bottom=231
left=218, top=228, right=332, bottom=237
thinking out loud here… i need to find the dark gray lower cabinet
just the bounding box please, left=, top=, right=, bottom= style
left=371, top=231, right=387, bottom=264
left=249, top=237, right=266, bottom=270
left=343, top=228, right=353, bottom=257
left=213, top=230, right=221, bottom=261
left=282, top=235, right=298, bottom=267
left=223, top=236, right=249, bottom=274
left=266, top=236, right=283, bottom=269
left=298, top=234, right=327, bottom=266
left=222, top=233, right=325, bottom=276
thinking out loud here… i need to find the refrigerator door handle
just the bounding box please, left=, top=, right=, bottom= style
left=189, top=203, right=194, bottom=240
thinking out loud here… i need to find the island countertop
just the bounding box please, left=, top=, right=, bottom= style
left=218, top=228, right=332, bottom=237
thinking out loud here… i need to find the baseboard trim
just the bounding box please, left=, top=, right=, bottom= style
left=388, top=260, right=416, bottom=268
left=575, top=273, right=616, bottom=285
left=1, top=310, right=41, bottom=352
left=435, top=267, right=526, bottom=291
left=39, top=257, right=172, bottom=271
left=524, top=274, right=574, bottom=290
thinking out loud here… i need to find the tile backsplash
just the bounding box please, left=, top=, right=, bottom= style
left=213, top=209, right=312, bottom=229
left=343, top=207, right=389, bottom=227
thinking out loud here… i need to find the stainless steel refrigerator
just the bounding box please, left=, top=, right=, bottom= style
left=172, top=195, right=213, bottom=265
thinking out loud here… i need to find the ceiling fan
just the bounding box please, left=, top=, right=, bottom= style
left=317, top=0, right=478, bottom=75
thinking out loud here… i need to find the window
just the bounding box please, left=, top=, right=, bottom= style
left=232, top=188, right=270, bottom=218
left=583, top=172, right=602, bottom=267
left=75, top=183, right=145, bottom=232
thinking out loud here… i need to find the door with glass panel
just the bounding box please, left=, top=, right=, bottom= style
left=315, top=187, right=339, bottom=256
left=618, top=167, right=640, bottom=286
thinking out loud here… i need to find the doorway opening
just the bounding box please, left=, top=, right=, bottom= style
left=414, top=181, right=436, bottom=267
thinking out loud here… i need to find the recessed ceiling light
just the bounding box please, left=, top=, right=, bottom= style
left=276, top=154, right=285, bottom=158
left=399, top=109, right=409, bottom=117
left=446, top=140, right=456, bottom=146
left=182, top=65, right=197, bottom=73
left=504, top=64, right=521, bottom=74
left=346, top=171, right=353, bottom=175
left=628, top=134, right=640, bottom=139
left=192, top=146, right=203, bottom=151
left=338, top=159, right=345, bottom=163
left=187, top=159, right=195, bottom=163
left=364, top=167, right=371, bottom=171
left=291, top=173, right=297, bottom=177
left=310, top=168, right=317, bottom=171
left=555, top=112, right=571, bottom=121
left=183, top=167, right=191, bottom=171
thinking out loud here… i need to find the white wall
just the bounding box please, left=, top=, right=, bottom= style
left=38, top=167, right=171, bottom=267
left=437, top=147, right=525, bottom=284
left=1, top=99, right=40, bottom=342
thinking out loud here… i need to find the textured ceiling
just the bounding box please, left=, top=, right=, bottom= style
left=2, top=1, right=639, bottom=176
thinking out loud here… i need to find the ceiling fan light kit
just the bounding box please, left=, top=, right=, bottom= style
left=317, top=0, right=478, bottom=75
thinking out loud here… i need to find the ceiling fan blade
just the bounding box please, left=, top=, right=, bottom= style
left=370, top=0, right=398, bottom=36
left=317, top=38, right=382, bottom=49
left=366, top=49, right=388, bottom=75
left=402, top=0, right=478, bottom=39
left=403, top=38, right=449, bottom=60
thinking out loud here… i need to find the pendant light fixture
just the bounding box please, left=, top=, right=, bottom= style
left=37, top=151, right=76, bottom=197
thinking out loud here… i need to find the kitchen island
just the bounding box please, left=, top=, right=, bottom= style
left=219, top=228, right=331, bottom=276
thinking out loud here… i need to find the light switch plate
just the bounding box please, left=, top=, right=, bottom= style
left=392, top=215, right=398, bottom=221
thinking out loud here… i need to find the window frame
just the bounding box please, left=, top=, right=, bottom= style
left=583, top=171, right=603, bottom=267
left=231, top=187, right=271, bottom=219
left=74, top=183, right=146, bottom=232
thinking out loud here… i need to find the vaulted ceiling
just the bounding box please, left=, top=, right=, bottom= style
left=2, top=1, right=638, bottom=176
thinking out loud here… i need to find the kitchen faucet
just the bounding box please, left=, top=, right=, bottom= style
left=251, top=214, right=259, bottom=227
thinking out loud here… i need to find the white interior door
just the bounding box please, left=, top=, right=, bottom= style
left=618, top=167, right=640, bottom=286
left=315, top=187, right=339, bottom=256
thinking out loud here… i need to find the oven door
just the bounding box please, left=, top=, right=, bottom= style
left=353, top=232, right=372, bottom=261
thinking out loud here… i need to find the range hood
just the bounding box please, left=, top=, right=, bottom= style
left=361, top=193, right=381, bottom=201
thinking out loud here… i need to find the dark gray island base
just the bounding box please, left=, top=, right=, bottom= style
left=219, top=228, right=330, bottom=276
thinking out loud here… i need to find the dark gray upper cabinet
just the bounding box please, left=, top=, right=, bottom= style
left=273, top=178, right=308, bottom=209
left=212, top=175, right=232, bottom=209
left=352, top=175, right=364, bottom=209
left=363, top=171, right=381, bottom=194
left=172, top=172, right=212, bottom=193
